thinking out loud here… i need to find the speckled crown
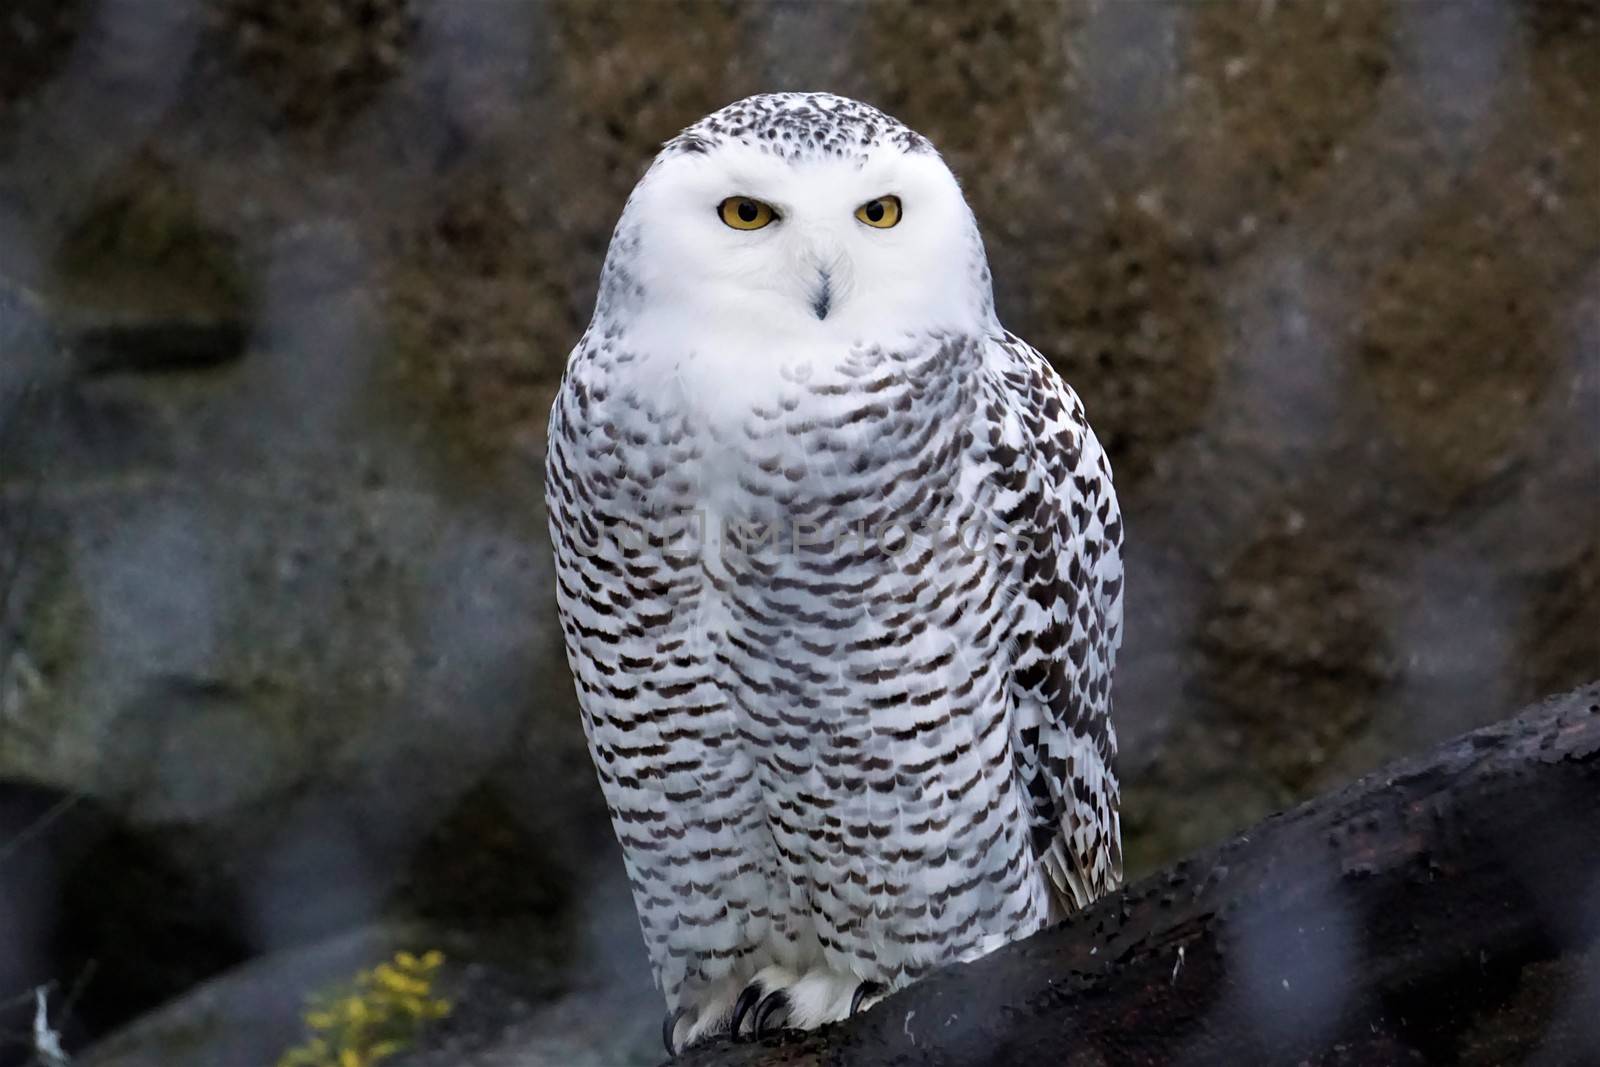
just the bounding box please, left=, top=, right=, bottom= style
left=662, top=91, right=932, bottom=162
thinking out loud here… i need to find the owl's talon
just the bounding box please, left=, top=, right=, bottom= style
left=663, top=1006, right=687, bottom=1056
left=754, top=989, right=791, bottom=1035
left=849, top=980, right=884, bottom=1017
left=730, top=981, right=765, bottom=1038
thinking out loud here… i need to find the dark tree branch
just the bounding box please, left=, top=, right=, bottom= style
left=678, top=683, right=1600, bottom=1067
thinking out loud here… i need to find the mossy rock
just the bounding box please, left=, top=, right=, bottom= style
left=49, top=152, right=249, bottom=345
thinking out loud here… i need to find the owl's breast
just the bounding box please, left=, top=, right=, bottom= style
left=562, top=329, right=990, bottom=597
left=683, top=333, right=984, bottom=519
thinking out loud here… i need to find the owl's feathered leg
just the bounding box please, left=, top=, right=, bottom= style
left=670, top=963, right=878, bottom=1051
left=732, top=964, right=881, bottom=1035
left=672, top=967, right=796, bottom=1050
left=668, top=968, right=890, bottom=1053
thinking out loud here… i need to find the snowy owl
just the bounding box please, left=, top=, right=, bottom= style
left=546, top=92, right=1123, bottom=1053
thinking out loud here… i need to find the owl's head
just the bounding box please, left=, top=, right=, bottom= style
left=594, top=93, right=997, bottom=349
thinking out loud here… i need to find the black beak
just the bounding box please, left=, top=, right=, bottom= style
left=811, top=268, right=832, bottom=321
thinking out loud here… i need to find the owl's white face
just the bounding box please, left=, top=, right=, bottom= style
left=615, top=139, right=995, bottom=355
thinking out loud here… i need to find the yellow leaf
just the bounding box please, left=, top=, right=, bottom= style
left=374, top=965, right=429, bottom=997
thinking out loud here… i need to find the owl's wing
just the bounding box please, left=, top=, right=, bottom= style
left=983, top=332, right=1125, bottom=913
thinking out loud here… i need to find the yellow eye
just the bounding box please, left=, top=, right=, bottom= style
left=855, top=195, right=902, bottom=228
left=718, top=196, right=777, bottom=230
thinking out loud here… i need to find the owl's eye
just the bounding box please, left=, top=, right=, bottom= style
left=855, top=195, right=902, bottom=228
left=718, top=196, right=777, bottom=231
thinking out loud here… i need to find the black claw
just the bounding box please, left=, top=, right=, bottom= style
left=730, top=982, right=765, bottom=1038
left=663, top=1006, right=687, bottom=1057
left=850, top=981, right=884, bottom=1017
left=755, top=989, right=791, bottom=1036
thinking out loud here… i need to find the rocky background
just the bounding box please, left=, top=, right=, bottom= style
left=0, top=1, right=1595, bottom=1064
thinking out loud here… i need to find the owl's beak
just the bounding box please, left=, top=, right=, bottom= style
left=811, top=267, right=832, bottom=321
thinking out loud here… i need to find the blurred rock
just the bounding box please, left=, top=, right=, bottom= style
left=0, top=0, right=87, bottom=112
left=74, top=922, right=530, bottom=1067
left=76, top=871, right=660, bottom=1067
left=388, top=982, right=661, bottom=1067
left=69, top=318, right=248, bottom=375
left=0, top=781, right=252, bottom=1066
left=202, top=0, right=421, bottom=133
left=0, top=265, right=599, bottom=1053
